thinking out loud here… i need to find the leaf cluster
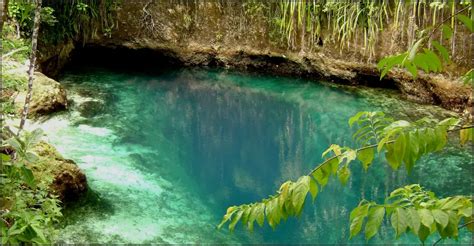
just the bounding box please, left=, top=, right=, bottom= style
left=1, top=127, right=62, bottom=244
left=218, top=111, right=473, bottom=243
left=349, top=184, right=473, bottom=242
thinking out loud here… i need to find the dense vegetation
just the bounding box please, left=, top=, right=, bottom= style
left=1, top=0, right=473, bottom=244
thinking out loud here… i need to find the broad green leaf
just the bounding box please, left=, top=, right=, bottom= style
left=432, top=209, right=449, bottom=229
left=385, top=146, right=400, bottom=170
left=21, top=166, right=35, bottom=189
left=365, top=206, right=385, bottom=241
left=1, top=153, right=11, bottom=162
left=457, top=14, right=473, bottom=32
left=350, top=203, right=370, bottom=238
left=337, top=165, right=351, bottom=185
left=378, top=52, right=408, bottom=79
left=393, top=132, right=406, bottom=167
left=442, top=24, right=453, bottom=39
left=292, top=176, right=310, bottom=215
left=413, top=53, right=430, bottom=73
left=404, top=61, right=418, bottom=78
left=255, top=203, right=265, bottom=227
left=431, top=41, right=450, bottom=63
left=6, top=138, right=22, bottom=152
left=265, top=199, right=280, bottom=229
left=424, top=49, right=442, bottom=72
left=312, top=169, right=329, bottom=187
left=460, top=128, right=473, bottom=145
left=229, top=209, right=244, bottom=232
left=406, top=207, right=421, bottom=234
left=391, top=207, right=408, bottom=238
left=417, top=224, right=431, bottom=242
left=357, top=148, right=374, bottom=171
left=308, top=177, right=318, bottom=202
left=218, top=206, right=238, bottom=229
left=349, top=112, right=366, bottom=127
left=418, top=209, right=434, bottom=228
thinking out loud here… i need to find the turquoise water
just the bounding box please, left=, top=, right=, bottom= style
left=37, top=67, right=472, bottom=244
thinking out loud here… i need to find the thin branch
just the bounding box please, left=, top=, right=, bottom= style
left=427, top=5, right=470, bottom=41
left=2, top=47, right=29, bottom=59
left=432, top=220, right=474, bottom=246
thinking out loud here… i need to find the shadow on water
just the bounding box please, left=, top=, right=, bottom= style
left=39, top=61, right=473, bottom=244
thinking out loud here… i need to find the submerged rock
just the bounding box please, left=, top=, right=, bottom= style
left=78, top=100, right=106, bottom=118
left=15, top=72, right=68, bottom=117
left=33, top=141, right=87, bottom=202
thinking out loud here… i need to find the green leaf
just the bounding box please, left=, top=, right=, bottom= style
left=461, top=69, right=473, bottom=86
left=308, top=177, right=318, bottom=202
left=21, top=166, right=35, bottom=188
left=418, top=208, right=434, bottom=228
left=229, top=209, right=244, bottom=232
left=406, top=207, right=421, bottom=234
left=349, top=112, right=366, bottom=127
left=432, top=209, right=449, bottom=229
left=424, top=49, right=442, bottom=72
left=378, top=52, right=407, bottom=79
left=391, top=207, right=408, bottom=238
left=349, top=203, right=370, bottom=238
left=6, top=138, right=22, bottom=152
left=417, top=224, right=431, bottom=242
left=337, top=165, right=351, bottom=185
left=442, top=24, right=453, bottom=39
left=431, top=41, right=450, bottom=63
left=460, top=128, right=473, bottom=145
left=255, top=203, right=265, bottom=227
left=408, top=38, right=424, bottom=61
left=365, top=206, right=385, bottom=241
left=218, top=206, right=238, bottom=229
left=1, top=153, right=11, bottom=162
left=312, top=169, right=329, bottom=187
left=404, top=61, right=418, bottom=78
left=357, top=148, right=374, bottom=171
left=25, top=151, right=39, bottom=163
left=457, top=14, right=473, bottom=32
left=292, top=176, right=310, bottom=215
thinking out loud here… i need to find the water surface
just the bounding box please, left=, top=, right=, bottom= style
left=38, top=67, right=472, bottom=244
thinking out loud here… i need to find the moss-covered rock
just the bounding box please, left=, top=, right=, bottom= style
left=32, top=141, right=87, bottom=202
left=15, top=72, right=67, bottom=117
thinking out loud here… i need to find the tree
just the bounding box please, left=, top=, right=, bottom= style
left=18, top=0, right=41, bottom=135
left=218, top=2, right=474, bottom=244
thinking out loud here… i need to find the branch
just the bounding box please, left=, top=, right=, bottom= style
left=427, top=5, right=470, bottom=41
left=432, top=220, right=474, bottom=246
left=2, top=47, right=29, bottom=59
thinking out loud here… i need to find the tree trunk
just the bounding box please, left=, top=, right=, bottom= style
left=18, top=0, right=42, bottom=135
left=300, top=0, right=306, bottom=53
left=0, top=0, right=9, bottom=34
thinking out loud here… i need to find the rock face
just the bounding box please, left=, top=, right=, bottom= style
left=33, top=142, right=87, bottom=202
left=38, top=1, right=472, bottom=114
left=15, top=72, right=67, bottom=117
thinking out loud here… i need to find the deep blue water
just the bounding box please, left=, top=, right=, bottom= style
left=38, top=67, right=472, bottom=244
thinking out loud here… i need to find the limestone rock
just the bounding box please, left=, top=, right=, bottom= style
left=15, top=72, right=67, bottom=117
left=33, top=141, right=87, bottom=202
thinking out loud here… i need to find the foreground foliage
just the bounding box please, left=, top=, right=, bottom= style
left=0, top=126, right=62, bottom=244
left=218, top=111, right=473, bottom=243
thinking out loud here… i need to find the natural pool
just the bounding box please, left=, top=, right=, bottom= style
left=37, top=66, right=472, bottom=244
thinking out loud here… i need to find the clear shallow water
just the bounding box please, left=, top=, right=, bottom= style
left=37, top=67, right=472, bottom=244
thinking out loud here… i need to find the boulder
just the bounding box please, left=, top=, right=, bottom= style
left=33, top=141, right=87, bottom=202
left=15, top=72, right=67, bottom=117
